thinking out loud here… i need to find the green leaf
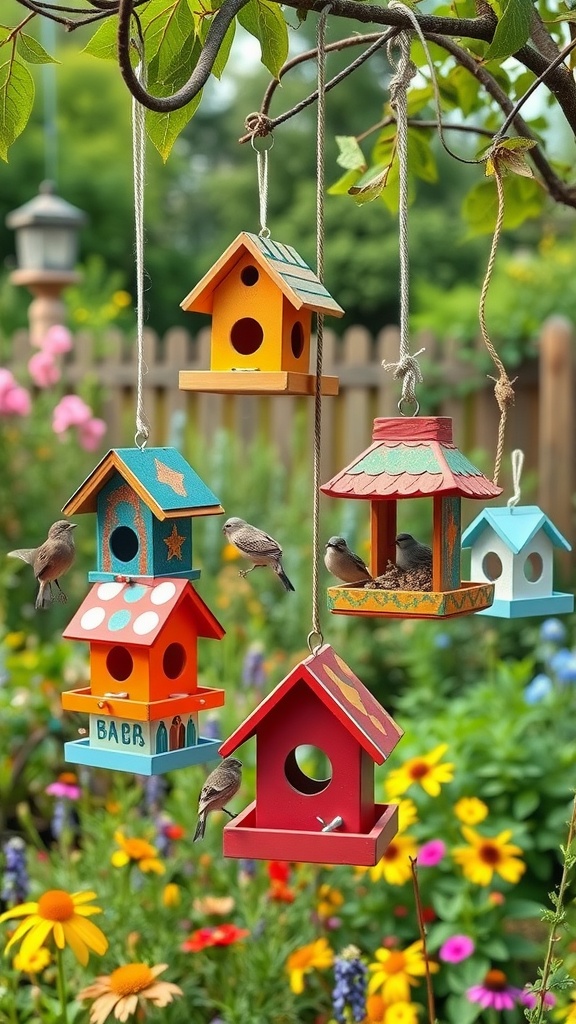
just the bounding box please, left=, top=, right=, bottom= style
left=0, top=57, right=34, bottom=161
left=238, top=0, right=288, bottom=78
left=327, top=168, right=363, bottom=195
left=448, top=65, right=480, bottom=116
left=144, top=0, right=194, bottom=75
left=409, top=129, right=438, bottom=184
left=349, top=164, right=391, bottom=205
left=83, top=16, right=119, bottom=60
left=201, top=17, right=235, bottom=79
left=445, top=994, right=482, bottom=1024
left=462, top=175, right=545, bottom=236
left=145, top=37, right=203, bottom=160
left=335, top=135, right=366, bottom=172
left=485, top=0, right=532, bottom=61
left=17, top=32, right=58, bottom=65
left=146, top=90, right=202, bottom=160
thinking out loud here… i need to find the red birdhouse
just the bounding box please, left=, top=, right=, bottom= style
left=218, top=644, right=403, bottom=866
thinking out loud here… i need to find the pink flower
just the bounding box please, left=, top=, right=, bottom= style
left=77, top=417, right=106, bottom=451
left=53, top=394, right=92, bottom=432
left=0, top=368, right=17, bottom=398
left=39, top=325, right=73, bottom=354
left=467, top=970, right=521, bottom=1011
left=439, top=935, right=475, bottom=963
left=46, top=773, right=81, bottom=800
left=28, top=351, right=60, bottom=388
left=0, top=384, right=31, bottom=417
left=519, top=988, right=556, bottom=1009
left=417, top=839, right=446, bottom=867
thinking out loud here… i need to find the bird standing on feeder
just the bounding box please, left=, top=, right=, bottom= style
left=395, top=532, right=432, bottom=571
left=324, top=536, right=372, bottom=583
left=193, top=757, right=243, bottom=842
left=222, top=517, right=295, bottom=592
left=8, top=520, right=77, bottom=610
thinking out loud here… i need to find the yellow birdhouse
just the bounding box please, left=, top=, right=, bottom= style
left=179, top=232, right=344, bottom=395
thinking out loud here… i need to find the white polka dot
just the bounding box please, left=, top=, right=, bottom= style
left=151, top=581, right=177, bottom=605
left=133, top=611, right=160, bottom=635
left=97, top=582, right=125, bottom=601
left=80, top=606, right=106, bottom=630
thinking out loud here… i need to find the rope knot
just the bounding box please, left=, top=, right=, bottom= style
left=245, top=111, right=273, bottom=138
left=490, top=372, right=516, bottom=413
left=382, top=347, right=425, bottom=403
left=389, top=58, right=417, bottom=109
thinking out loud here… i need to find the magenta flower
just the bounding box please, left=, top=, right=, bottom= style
left=417, top=839, right=446, bottom=867
left=439, top=934, right=475, bottom=963
left=467, top=970, right=521, bottom=1010
left=0, top=383, right=31, bottom=417
left=53, top=394, right=92, bottom=432
left=28, top=351, right=60, bottom=388
left=519, top=988, right=556, bottom=1009
left=40, top=325, right=73, bottom=354
left=78, top=417, right=106, bottom=451
left=46, top=774, right=81, bottom=800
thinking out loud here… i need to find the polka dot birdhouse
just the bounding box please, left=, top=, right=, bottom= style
left=60, top=447, right=226, bottom=775
left=461, top=505, right=574, bottom=618
left=321, top=416, right=502, bottom=619
left=179, top=232, right=343, bottom=395
left=218, top=644, right=403, bottom=866
left=62, top=447, right=223, bottom=582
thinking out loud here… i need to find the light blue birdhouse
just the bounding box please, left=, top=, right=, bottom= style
left=62, top=447, right=224, bottom=582
left=461, top=505, right=573, bottom=618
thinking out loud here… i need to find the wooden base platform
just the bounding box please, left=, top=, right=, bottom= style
left=179, top=370, right=339, bottom=396
left=61, top=685, right=225, bottom=721
left=327, top=581, right=495, bottom=618
left=64, top=736, right=221, bottom=776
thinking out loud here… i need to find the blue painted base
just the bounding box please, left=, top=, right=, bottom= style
left=64, top=736, right=220, bottom=775
left=476, top=592, right=574, bottom=618
left=88, top=569, right=201, bottom=583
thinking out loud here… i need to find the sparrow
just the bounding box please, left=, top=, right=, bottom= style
left=193, top=757, right=243, bottom=842
left=324, top=536, right=372, bottom=584
left=222, top=517, right=295, bottom=592
left=8, top=520, right=77, bottom=610
left=395, top=532, right=432, bottom=571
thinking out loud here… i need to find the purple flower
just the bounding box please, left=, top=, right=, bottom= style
left=45, top=775, right=81, bottom=800
left=1, top=837, right=29, bottom=905
left=202, top=715, right=221, bottom=740
left=555, top=653, right=576, bottom=684
left=439, top=934, right=475, bottom=963
left=467, top=970, right=521, bottom=1011
left=519, top=988, right=556, bottom=1009
left=242, top=643, right=267, bottom=689
left=417, top=839, right=446, bottom=867
left=524, top=673, right=553, bottom=704
left=433, top=633, right=451, bottom=649
left=550, top=648, right=573, bottom=676
left=540, top=618, right=567, bottom=645
left=332, top=946, right=367, bottom=1023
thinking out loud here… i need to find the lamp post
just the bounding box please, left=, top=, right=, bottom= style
left=6, top=180, right=86, bottom=346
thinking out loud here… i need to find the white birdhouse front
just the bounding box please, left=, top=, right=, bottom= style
left=461, top=506, right=574, bottom=618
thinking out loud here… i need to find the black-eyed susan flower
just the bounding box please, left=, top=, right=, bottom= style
left=365, top=993, right=419, bottom=1024
left=369, top=835, right=418, bottom=886
left=368, top=940, right=438, bottom=1001
left=453, top=796, right=488, bottom=825
left=385, top=744, right=454, bottom=799
left=453, top=826, right=526, bottom=886
left=78, top=962, right=182, bottom=1023
left=111, top=832, right=165, bottom=874
left=286, top=937, right=334, bottom=994
left=0, top=889, right=108, bottom=966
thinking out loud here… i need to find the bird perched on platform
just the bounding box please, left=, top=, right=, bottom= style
left=222, top=517, right=295, bottom=592
left=395, top=532, right=432, bottom=571
left=8, top=520, right=77, bottom=610
left=324, top=536, right=372, bottom=584
left=193, top=757, right=243, bottom=842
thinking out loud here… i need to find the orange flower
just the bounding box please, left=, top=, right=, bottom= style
left=111, top=831, right=164, bottom=874
left=78, top=963, right=182, bottom=1023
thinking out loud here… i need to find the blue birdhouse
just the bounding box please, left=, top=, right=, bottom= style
left=62, top=447, right=224, bottom=583
left=461, top=505, right=574, bottom=618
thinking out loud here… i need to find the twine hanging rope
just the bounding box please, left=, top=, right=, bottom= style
left=506, top=449, right=524, bottom=509
left=307, top=2, right=332, bottom=656
left=250, top=127, right=274, bottom=239
left=477, top=164, right=516, bottom=487
left=381, top=6, right=424, bottom=413
left=132, top=57, right=151, bottom=449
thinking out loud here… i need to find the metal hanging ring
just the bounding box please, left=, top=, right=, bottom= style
left=398, top=398, right=420, bottom=417
left=250, top=133, right=274, bottom=153
left=307, top=630, right=324, bottom=655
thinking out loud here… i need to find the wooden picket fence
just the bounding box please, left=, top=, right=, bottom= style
left=7, top=316, right=576, bottom=551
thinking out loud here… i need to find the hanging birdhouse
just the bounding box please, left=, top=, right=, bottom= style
left=61, top=578, right=225, bottom=774
left=218, top=644, right=402, bottom=866
left=461, top=505, right=574, bottom=618
left=321, top=416, right=502, bottom=619
left=179, top=231, right=343, bottom=395
left=62, top=446, right=223, bottom=582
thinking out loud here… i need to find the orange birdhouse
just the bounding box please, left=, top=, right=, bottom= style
left=218, top=644, right=402, bottom=866
left=321, top=416, right=502, bottom=619
left=179, top=232, right=343, bottom=395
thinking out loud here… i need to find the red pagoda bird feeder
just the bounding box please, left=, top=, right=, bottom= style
left=321, top=416, right=501, bottom=619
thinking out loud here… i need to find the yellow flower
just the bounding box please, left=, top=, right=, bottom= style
left=366, top=993, right=420, bottom=1024
left=193, top=895, right=235, bottom=916
left=454, top=797, right=488, bottom=825
left=13, top=946, right=51, bottom=973
left=453, top=826, right=526, bottom=886
left=222, top=543, right=241, bottom=562
left=369, top=835, right=418, bottom=886
left=368, top=939, right=438, bottom=1001
left=396, top=798, right=418, bottom=833
left=4, top=632, right=26, bottom=650
left=78, top=963, right=182, bottom=1024
left=112, top=290, right=132, bottom=308
left=162, top=884, right=181, bottom=909
left=386, top=744, right=454, bottom=798
left=316, top=884, right=344, bottom=919
left=0, top=889, right=108, bottom=967
left=286, top=937, right=334, bottom=994
left=111, top=831, right=165, bottom=874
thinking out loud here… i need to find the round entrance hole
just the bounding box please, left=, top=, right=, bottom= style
left=284, top=745, right=332, bottom=795
left=524, top=551, right=543, bottom=582
left=230, top=317, right=264, bottom=356
left=291, top=321, right=305, bottom=359
left=481, top=551, right=503, bottom=581
left=110, top=526, right=139, bottom=563
left=240, top=265, right=259, bottom=286
left=106, top=645, right=133, bottom=682
left=163, top=642, right=186, bottom=679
